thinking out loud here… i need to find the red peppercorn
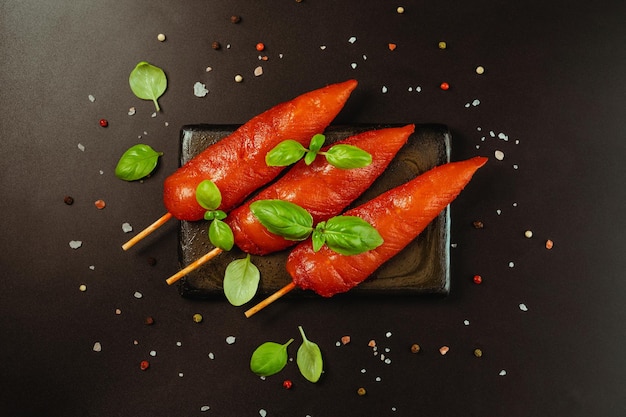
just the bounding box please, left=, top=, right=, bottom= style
left=440, top=82, right=450, bottom=91
left=99, top=119, right=108, bottom=127
left=282, top=380, right=293, bottom=389
left=140, top=360, right=150, bottom=371
left=473, top=275, right=482, bottom=284
left=256, top=42, right=265, bottom=51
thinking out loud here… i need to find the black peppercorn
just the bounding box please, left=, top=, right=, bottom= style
left=64, top=195, right=74, bottom=205
left=212, top=41, right=221, bottom=50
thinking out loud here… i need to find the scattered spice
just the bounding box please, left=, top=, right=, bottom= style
left=473, top=348, right=483, bottom=357
left=234, top=74, right=243, bottom=83
left=472, top=220, right=484, bottom=229
left=157, top=33, right=166, bottom=42
left=230, top=15, right=241, bottom=23
left=144, top=316, right=155, bottom=325
left=282, top=380, right=293, bottom=389
left=94, top=199, right=106, bottom=209
left=212, top=41, right=221, bottom=50
left=64, top=195, right=74, bottom=205
left=439, top=346, right=449, bottom=355
left=440, top=82, right=450, bottom=90
left=473, top=275, right=482, bottom=284
left=341, top=335, right=351, bottom=345
left=438, top=41, right=447, bottom=49
left=410, top=343, right=420, bottom=354
left=545, top=239, right=554, bottom=249
left=79, top=284, right=87, bottom=292
left=93, top=342, right=102, bottom=352
left=357, top=387, right=367, bottom=396
left=256, top=42, right=265, bottom=51
left=388, top=43, right=397, bottom=51
left=396, top=6, right=405, bottom=13
left=140, top=360, right=150, bottom=371
left=476, top=66, right=485, bottom=74
left=524, top=230, right=533, bottom=238
left=193, top=313, right=203, bottom=323
left=99, top=119, right=108, bottom=127
left=368, top=340, right=376, bottom=347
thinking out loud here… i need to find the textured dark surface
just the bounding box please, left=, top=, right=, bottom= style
left=178, top=124, right=451, bottom=298
left=2, top=1, right=626, bottom=416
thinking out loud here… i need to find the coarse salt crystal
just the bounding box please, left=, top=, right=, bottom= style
left=348, top=36, right=357, bottom=44
left=206, top=66, right=213, bottom=72
left=179, top=372, right=184, bottom=377
left=93, top=342, right=102, bottom=352
left=176, top=341, right=182, bottom=347
left=89, top=265, right=95, bottom=270
left=200, top=406, right=211, bottom=412
left=193, top=82, right=209, bottom=97
left=79, top=284, right=87, bottom=292
left=385, top=332, right=392, bottom=338
left=77, top=143, right=85, bottom=152
left=122, top=223, right=133, bottom=233
left=495, top=150, right=505, bottom=160
left=128, top=107, right=136, bottom=116
left=69, top=240, right=83, bottom=249
left=439, top=346, right=449, bottom=355
left=351, top=62, right=357, bottom=69
left=320, top=45, right=327, bottom=50
left=259, top=409, right=268, bottom=417
left=382, top=86, right=388, bottom=93
left=208, top=352, right=215, bottom=359
left=498, top=132, right=509, bottom=141
left=151, top=112, right=157, bottom=118
left=226, top=336, right=236, bottom=344
left=464, top=320, right=470, bottom=325
left=519, top=303, right=528, bottom=311
left=499, top=369, right=507, bottom=376
left=150, top=350, right=157, bottom=357
left=88, top=95, right=96, bottom=102
left=254, top=66, right=263, bottom=76
left=472, top=99, right=480, bottom=106
left=134, top=291, right=143, bottom=299
left=508, top=261, right=515, bottom=268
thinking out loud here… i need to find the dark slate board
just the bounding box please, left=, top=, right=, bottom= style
left=177, top=124, right=451, bottom=299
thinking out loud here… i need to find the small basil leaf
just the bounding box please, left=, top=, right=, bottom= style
left=266, top=140, right=307, bottom=167
left=296, top=326, right=323, bottom=383
left=115, top=144, right=163, bottom=181
left=196, top=180, right=222, bottom=210
left=250, top=339, right=294, bottom=377
left=304, top=149, right=318, bottom=165
left=208, top=219, right=234, bottom=251
left=311, top=224, right=326, bottom=252
left=223, top=254, right=260, bottom=306
left=212, top=210, right=227, bottom=220
left=304, top=134, right=326, bottom=165
left=129, top=61, right=167, bottom=111
left=250, top=200, right=313, bottom=241
left=325, top=144, right=372, bottom=169
left=204, top=209, right=228, bottom=221
left=320, top=216, right=383, bottom=255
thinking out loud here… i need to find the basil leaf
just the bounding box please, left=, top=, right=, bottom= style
left=265, top=140, right=307, bottom=167
left=304, top=134, right=326, bottom=165
left=223, top=254, right=260, bottom=306
left=250, top=200, right=313, bottom=241
left=317, top=216, right=383, bottom=255
left=115, top=144, right=163, bottom=181
left=296, top=326, right=323, bottom=383
left=208, top=219, right=234, bottom=251
left=311, top=226, right=326, bottom=252
left=325, top=144, right=372, bottom=169
left=129, top=61, right=167, bottom=111
left=250, top=339, right=294, bottom=377
left=196, top=180, right=222, bottom=210
left=204, top=209, right=227, bottom=221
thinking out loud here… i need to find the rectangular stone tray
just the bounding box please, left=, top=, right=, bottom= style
left=177, top=124, right=451, bottom=299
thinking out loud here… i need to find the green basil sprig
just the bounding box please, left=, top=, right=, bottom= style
left=250, top=339, right=294, bottom=377
left=223, top=254, right=260, bottom=306
left=266, top=134, right=372, bottom=169
left=195, top=180, right=234, bottom=251
left=115, top=144, right=163, bottom=181
left=129, top=61, right=167, bottom=111
left=296, top=326, right=323, bottom=383
left=250, top=200, right=383, bottom=255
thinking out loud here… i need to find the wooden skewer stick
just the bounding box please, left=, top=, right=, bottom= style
left=245, top=282, right=297, bottom=318
left=166, top=247, right=224, bottom=285
left=122, top=212, right=174, bottom=251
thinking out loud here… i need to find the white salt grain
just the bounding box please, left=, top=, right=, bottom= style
left=77, top=143, right=85, bottom=152
left=226, top=336, right=236, bottom=344
left=133, top=291, right=143, bottom=299
left=89, top=265, right=95, bottom=270
left=200, top=406, right=211, bottom=412
left=499, top=369, right=507, bottom=376
left=382, top=86, right=388, bottom=93
left=93, top=342, right=102, bottom=352
left=128, top=107, right=136, bottom=116
left=464, top=320, right=470, bottom=326
left=472, top=99, right=481, bottom=106
left=150, top=350, right=157, bottom=357
left=69, top=240, right=83, bottom=249
left=348, top=36, right=357, bottom=44
left=351, top=62, right=357, bottom=69
left=122, top=223, right=133, bottom=233
left=495, top=150, right=505, bottom=160
left=320, top=45, right=327, bottom=50
left=176, top=341, right=182, bottom=347
left=259, top=409, right=268, bottom=417
left=508, top=261, right=515, bottom=268
left=79, top=284, right=87, bottom=292
left=88, top=95, right=96, bottom=102
left=254, top=66, right=263, bottom=76
left=205, top=66, right=213, bottom=72
left=519, top=303, right=528, bottom=311
left=208, top=352, right=215, bottom=359
left=193, top=82, right=209, bottom=97
left=151, top=112, right=157, bottom=118
left=385, top=332, right=392, bottom=338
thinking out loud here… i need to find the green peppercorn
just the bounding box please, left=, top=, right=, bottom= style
left=193, top=313, right=203, bottom=323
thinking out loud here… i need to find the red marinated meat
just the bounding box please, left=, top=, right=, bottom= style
left=227, top=125, right=415, bottom=255
left=286, top=156, right=488, bottom=297
left=163, top=80, right=358, bottom=221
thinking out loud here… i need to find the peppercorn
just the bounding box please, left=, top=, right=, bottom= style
left=193, top=313, right=203, bottom=323
left=230, top=15, right=241, bottom=23
left=410, top=343, right=421, bottom=354
left=144, top=316, right=155, bottom=325
left=212, top=41, right=221, bottom=50
left=94, top=199, right=106, bottom=209
left=99, top=119, right=108, bottom=127
left=64, top=195, right=74, bottom=205
left=473, top=275, right=482, bottom=284
left=140, top=360, right=150, bottom=370
left=438, top=41, right=447, bottom=49
left=282, top=380, right=293, bottom=389
left=357, top=387, right=366, bottom=396
left=474, top=348, right=483, bottom=358
left=256, top=42, right=265, bottom=51
left=545, top=239, right=554, bottom=249
left=472, top=220, right=484, bottom=229
left=440, top=82, right=450, bottom=90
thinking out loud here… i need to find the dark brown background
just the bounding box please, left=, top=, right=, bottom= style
left=2, top=1, right=625, bottom=416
